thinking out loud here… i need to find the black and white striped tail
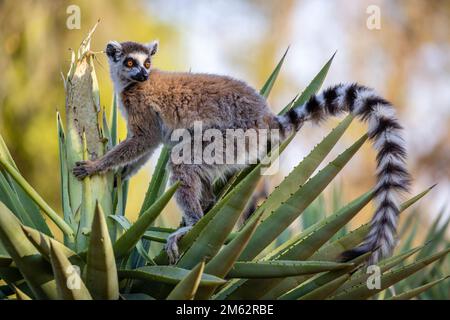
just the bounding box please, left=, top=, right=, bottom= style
left=276, top=83, right=411, bottom=264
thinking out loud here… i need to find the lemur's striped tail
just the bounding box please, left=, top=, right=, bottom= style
left=276, top=83, right=411, bottom=264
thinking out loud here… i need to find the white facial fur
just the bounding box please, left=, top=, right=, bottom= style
left=129, top=52, right=149, bottom=66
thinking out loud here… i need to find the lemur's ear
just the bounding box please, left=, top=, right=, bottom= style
left=146, top=40, right=159, bottom=56
left=106, top=41, right=122, bottom=61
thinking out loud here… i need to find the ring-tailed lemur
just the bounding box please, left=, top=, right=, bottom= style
left=73, top=40, right=411, bottom=264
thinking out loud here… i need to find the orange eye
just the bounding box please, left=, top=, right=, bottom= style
left=126, top=59, right=133, bottom=67
left=144, top=61, right=151, bottom=69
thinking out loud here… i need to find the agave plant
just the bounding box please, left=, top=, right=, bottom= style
left=0, top=25, right=448, bottom=300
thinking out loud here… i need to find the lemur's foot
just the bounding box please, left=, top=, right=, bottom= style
left=165, top=226, right=193, bottom=264
left=73, top=160, right=97, bottom=180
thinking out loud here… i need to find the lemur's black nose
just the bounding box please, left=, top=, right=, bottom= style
left=132, top=69, right=149, bottom=82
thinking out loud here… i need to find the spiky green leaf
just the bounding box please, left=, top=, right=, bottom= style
left=389, top=276, right=449, bottom=300
left=227, top=260, right=353, bottom=279
left=113, top=182, right=179, bottom=258
left=332, top=248, right=450, bottom=300
left=86, top=202, right=119, bottom=300
left=49, top=240, right=92, bottom=300
left=118, top=266, right=226, bottom=287
left=176, top=161, right=263, bottom=268
left=167, top=261, right=206, bottom=300
left=239, top=134, right=368, bottom=261
left=298, top=274, right=350, bottom=300
left=21, top=225, right=83, bottom=268
left=0, top=202, right=57, bottom=299
left=260, top=47, right=289, bottom=98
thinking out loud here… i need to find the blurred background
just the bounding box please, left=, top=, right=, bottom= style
left=0, top=0, right=449, bottom=241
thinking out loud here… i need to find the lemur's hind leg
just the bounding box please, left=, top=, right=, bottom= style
left=165, top=163, right=206, bottom=264
left=238, top=179, right=269, bottom=227
left=199, top=175, right=216, bottom=213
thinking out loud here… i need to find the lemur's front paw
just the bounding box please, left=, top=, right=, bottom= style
left=73, top=160, right=97, bottom=180
left=165, top=226, right=193, bottom=264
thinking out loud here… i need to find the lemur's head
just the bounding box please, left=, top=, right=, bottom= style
left=105, top=40, right=158, bottom=90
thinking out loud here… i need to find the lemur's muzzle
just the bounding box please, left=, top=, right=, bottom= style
left=132, top=69, right=149, bottom=82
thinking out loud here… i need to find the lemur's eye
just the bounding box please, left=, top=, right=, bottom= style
left=125, top=59, right=134, bottom=68
left=144, top=60, right=151, bottom=69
